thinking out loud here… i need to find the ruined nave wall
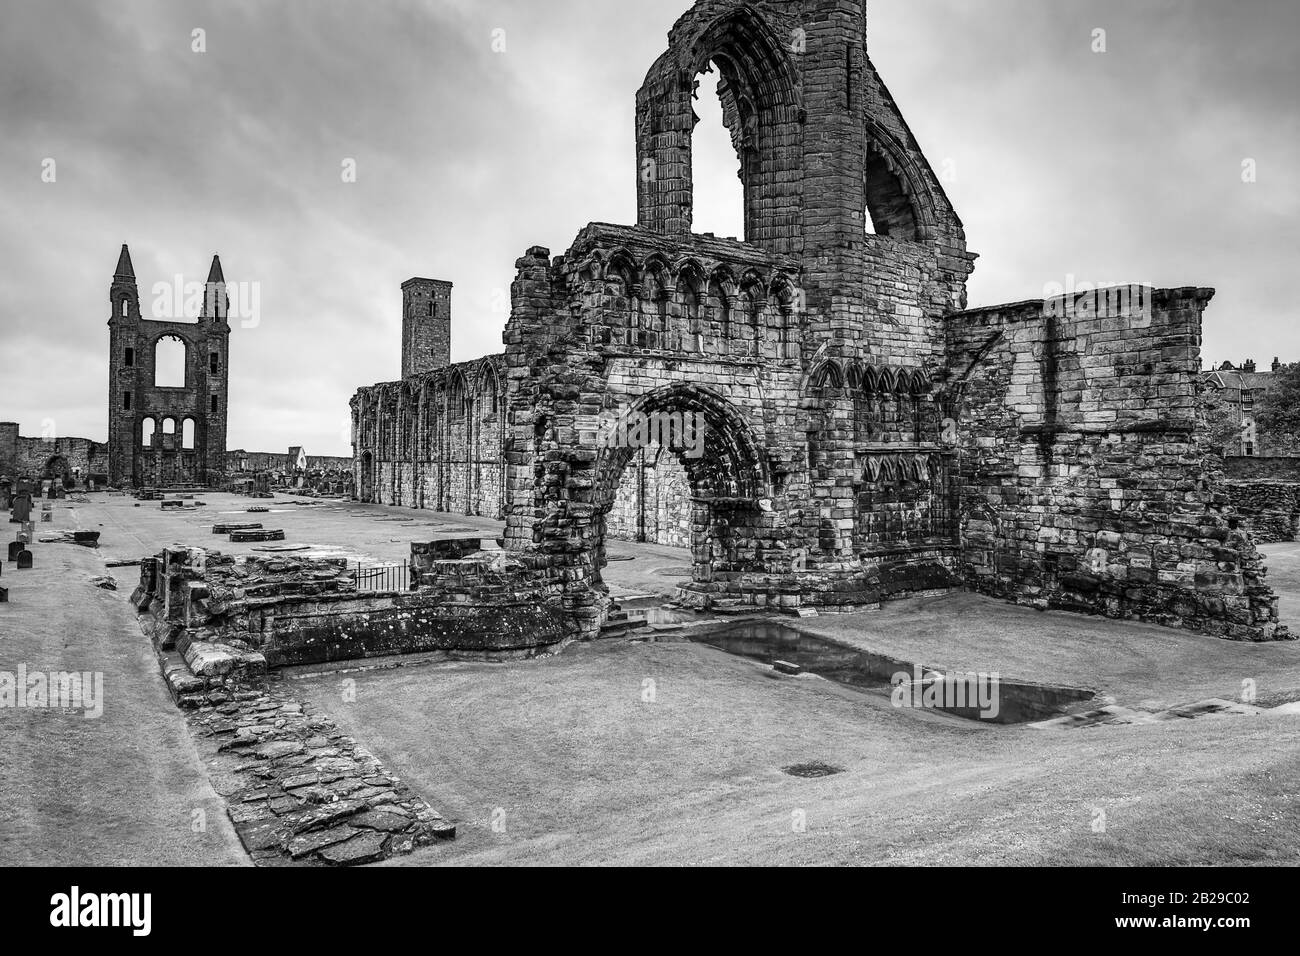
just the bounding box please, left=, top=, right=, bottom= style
left=352, top=356, right=507, bottom=519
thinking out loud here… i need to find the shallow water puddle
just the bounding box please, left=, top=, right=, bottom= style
left=685, top=622, right=1096, bottom=725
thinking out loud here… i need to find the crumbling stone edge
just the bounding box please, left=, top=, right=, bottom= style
left=144, top=620, right=456, bottom=866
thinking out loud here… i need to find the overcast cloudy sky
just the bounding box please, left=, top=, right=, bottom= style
left=1, top=0, right=1296, bottom=456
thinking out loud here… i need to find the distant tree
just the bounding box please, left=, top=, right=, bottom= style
left=1254, top=362, right=1300, bottom=437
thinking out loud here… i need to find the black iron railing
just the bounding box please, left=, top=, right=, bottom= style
left=351, top=560, right=410, bottom=592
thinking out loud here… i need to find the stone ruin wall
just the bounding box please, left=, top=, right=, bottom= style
left=948, top=288, right=1284, bottom=640
left=1221, top=480, right=1300, bottom=543
left=132, top=544, right=568, bottom=674
left=0, top=424, right=109, bottom=483
left=1224, top=456, right=1300, bottom=480
left=352, top=356, right=508, bottom=518
left=342, top=0, right=1288, bottom=644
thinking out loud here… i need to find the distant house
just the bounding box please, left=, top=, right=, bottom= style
left=1202, top=357, right=1300, bottom=460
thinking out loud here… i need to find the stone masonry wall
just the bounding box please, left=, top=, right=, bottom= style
left=132, top=545, right=568, bottom=669
left=0, top=430, right=109, bottom=482
left=1224, top=456, right=1300, bottom=480
left=948, top=288, right=1285, bottom=641
left=1222, top=480, right=1300, bottom=543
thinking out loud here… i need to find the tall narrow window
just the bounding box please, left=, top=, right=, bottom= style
left=154, top=335, right=186, bottom=387
left=182, top=419, right=195, bottom=449
left=690, top=62, right=744, bottom=240
left=209, top=353, right=219, bottom=374
left=124, top=347, right=134, bottom=367
left=122, top=392, right=131, bottom=410
left=210, top=395, right=219, bottom=413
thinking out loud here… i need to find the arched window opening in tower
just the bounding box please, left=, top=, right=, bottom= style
left=154, top=335, right=187, bottom=388
left=864, top=147, right=921, bottom=240
left=691, top=62, right=744, bottom=241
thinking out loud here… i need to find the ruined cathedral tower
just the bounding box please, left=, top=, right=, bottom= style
left=401, top=278, right=452, bottom=377
left=107, top=245, right=230, bottom=486
left=501, top=0, right=974, bottom=628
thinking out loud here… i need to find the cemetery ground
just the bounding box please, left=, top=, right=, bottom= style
left=2, top=492, right=1299, bottom=865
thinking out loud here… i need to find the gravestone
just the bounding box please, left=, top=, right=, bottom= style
left=0, top=584, right=7, bottom=602
left=8, top=540, right=23, bottom=561
left=10, top=488, right=32, bottom=524
left=40, top=512, right=52, bottom=523
left=16, top=550, right=32, bottom=569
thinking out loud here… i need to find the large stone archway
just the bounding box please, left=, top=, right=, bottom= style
left=588, top=383, right=768, bottom=593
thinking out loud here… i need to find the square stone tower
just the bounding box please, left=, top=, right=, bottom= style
left=401, top=278, right=453, bottom=377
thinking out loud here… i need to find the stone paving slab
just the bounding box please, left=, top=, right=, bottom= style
left=185, top=683, right=455, bottom=866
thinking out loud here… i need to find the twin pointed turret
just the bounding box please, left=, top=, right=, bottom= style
left=111, top=245, right=228, bottom=322
left=113, top=245, right=223, bottom=285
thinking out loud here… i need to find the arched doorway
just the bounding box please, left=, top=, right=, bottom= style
left=43, top=455, right=71, bottom=487
left=586, top=383, right=768, bottom=594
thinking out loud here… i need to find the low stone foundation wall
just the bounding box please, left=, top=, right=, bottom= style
left=1222, top=479, right=1300, bottom=544
left=132, top=545, right=569, bottom=668
left=677, top=548, right=959, bottom=612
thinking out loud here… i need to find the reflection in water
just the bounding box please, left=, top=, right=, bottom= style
left=687, top=622, right=1094, bottom=724
left=690, top=623, right=906, bottom=690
